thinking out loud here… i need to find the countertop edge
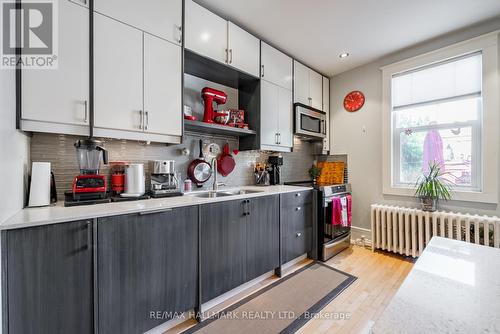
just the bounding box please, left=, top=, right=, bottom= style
left=1, top=186, right=313, bottom=231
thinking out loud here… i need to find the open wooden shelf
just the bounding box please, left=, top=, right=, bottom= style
left=184, top=119, right=256, bottom=137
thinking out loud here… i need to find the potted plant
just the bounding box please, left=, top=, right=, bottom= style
left=308, top=165, right=321, bottom=185
left=414, top=163, right=452, bottom=211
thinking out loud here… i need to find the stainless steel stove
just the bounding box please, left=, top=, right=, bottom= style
left=285, top=181, right=352, bottom=261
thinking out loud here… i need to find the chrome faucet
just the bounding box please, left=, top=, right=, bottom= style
left=211, top=157, right=225, bottom=191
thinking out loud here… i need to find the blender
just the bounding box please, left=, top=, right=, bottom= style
left=70, top=139, right=109, bottom=201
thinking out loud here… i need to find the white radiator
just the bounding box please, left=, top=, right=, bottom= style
left=371, top=204, right=500, bottom=257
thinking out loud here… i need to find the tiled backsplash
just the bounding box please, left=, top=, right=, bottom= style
left=30, top=132, right=319, bottom=200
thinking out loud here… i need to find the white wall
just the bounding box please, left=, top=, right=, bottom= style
left=0, top=69, right=30, bottom=223
left=330, top=19, right=500, bottom=231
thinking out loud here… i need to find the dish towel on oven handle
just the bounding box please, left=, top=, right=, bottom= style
left=346, top=194, right=352, bottom=227
left=331, top=197, right=342, bottom=225
left=340, top=196, right=348, bottom=226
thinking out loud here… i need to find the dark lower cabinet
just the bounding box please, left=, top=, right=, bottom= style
left=3, top=220, right=93, bottom=334
left=201, top=195, right=280, bottom=303
left=282, top=190, right=313, bottom=264
left=97, top=206, right=198, bottom=334
left=246, top=195, right=280, bottom=281
left=200, top=199, right=247, bottom=303
left=2, top=191, right=308, bottom=333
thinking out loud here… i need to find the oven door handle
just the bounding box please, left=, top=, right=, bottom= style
left=324, top=234, right=350, bottom=249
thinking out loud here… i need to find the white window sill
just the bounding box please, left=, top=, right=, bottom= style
left=383, top=185, right=498, bottom=204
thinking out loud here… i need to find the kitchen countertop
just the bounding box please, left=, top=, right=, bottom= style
left=0, top=185, right=312, bottom=231
left=371, top=237, right=500, bottom=334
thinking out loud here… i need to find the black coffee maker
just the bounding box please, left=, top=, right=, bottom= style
left=268, top=155, right=283, bottom=185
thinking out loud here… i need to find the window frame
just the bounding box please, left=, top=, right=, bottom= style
left=381, top=32, right=499, bottom=203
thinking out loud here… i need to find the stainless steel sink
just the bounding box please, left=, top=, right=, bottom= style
left=218, top=189, right=264, bottom=196
left=186, top=189, right=264, bottom=198
left=186, top=191, right=233, bottom=198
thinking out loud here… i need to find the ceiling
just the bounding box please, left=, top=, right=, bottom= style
left=195, top=0, right=500, bottom=76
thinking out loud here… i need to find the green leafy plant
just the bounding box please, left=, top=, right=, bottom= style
left=308, top=165, right=321, bottom=180
left=414, top=163, right=452, bottom=200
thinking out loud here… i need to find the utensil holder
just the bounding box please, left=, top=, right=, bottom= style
left=254, top=171, right=270, bottom=186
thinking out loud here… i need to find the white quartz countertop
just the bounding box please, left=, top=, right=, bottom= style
left=372, top=237, right=500, bottom=334
left=0, top=185, right=312, bottom=231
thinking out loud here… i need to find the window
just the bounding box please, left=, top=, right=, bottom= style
left=382, top=32, right=499, bottom=203
left=392, top=52, right=482, bottom=191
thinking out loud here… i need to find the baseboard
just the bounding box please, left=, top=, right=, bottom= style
left=350, top=226, right=372, bottom=248
left=144, top=309, right=195, bottom=334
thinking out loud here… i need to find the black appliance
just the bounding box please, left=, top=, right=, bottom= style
left=285, top=181, right=352, bottom=261
left=268, top=155, right=283, bottom=185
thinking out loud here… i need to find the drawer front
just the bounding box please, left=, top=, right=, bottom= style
left=282, top=227, right=312, bottom=264
left=282, top=201, right=312, bottom=230
left=282, top=190, right=312, bottom=208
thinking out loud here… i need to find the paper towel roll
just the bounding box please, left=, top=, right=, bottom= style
left=28, top=162, right=51, bottom=207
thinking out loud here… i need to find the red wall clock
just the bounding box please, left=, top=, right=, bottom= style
left=343, top=91, right=365, bottom=112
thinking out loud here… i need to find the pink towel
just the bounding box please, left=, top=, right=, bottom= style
left=331, top=197, right=342, bottom=225
left=346, top=195, right=352, bottom=227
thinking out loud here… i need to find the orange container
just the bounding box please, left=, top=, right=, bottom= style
left=316, top=161, right=345, bottom=185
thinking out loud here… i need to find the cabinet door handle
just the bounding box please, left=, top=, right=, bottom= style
left=84, top=100, right=88, bottom=123
left=225, top=49, right=229, bottom=63
left=86, top=221, right=91, bottom=249
left=175, top=25, right=182, bottom=44
left=278, top=133, right=281, bottom=145
left=229, top=49, right=233, bottom=64
left=145, top=111, right=150, bottom=131
left=295, top=206, right=301, bottom=211
left=139, top=110, right=144, bottom=130
left=139, top=208, right=173, bottom=216
left=296, top=232, right=302, bottom=238
left=245, top=199, right=251, bottom=216
left=261, top=64, right=265, bottom=78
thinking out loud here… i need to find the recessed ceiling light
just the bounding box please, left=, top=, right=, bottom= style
left=339, top=52, right=350, bottom=59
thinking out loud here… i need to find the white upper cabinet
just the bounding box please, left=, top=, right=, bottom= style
left=227, top=22, right=260, bottom=77
left=310, top=70, right=323, bottom=110
left=94, top=14, right=182, bottom=142
left=185, top=0, right=227, bottom=64
left=185, top=0, right=260, bottom=77
left=260, top=80, right=293, bottom=151
left=94, top=13, right=144, bottom=133
left=94, top=0, right=182, bottom=45
left=293, top=60, right=324, bottom=111
left=277, top=87, right=293, bottom=148
left=144, top=33, right=182, bottom=137
left=21, top=0, right=89, bottom=134
left=261, top=42, right=293, bottom=90
left=293, top=61, right=310, bottom=106
left=260, top=80, right=280, bottom=147
left=322, top=76, right=330, bottom=152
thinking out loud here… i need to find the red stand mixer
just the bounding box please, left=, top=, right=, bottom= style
left=202, top=87, right=227, bottom=123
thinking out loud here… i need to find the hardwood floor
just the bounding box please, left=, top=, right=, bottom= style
left=297, top=246, right=414, bottom=334
left=166, top=246, right=414, bottom=334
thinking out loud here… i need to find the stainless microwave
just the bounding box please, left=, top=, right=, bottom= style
left=294, top=103, right=327, bottom=139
